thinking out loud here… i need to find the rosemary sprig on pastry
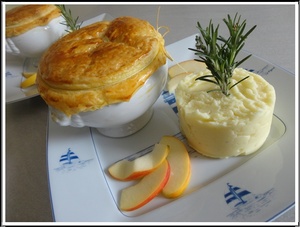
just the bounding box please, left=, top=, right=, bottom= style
left=56, top=5, right=82, bottom=33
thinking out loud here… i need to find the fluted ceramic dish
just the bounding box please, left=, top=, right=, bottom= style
left=50, top=62, right=168, bottom=137
left=6, top=16, right=67, bottom=58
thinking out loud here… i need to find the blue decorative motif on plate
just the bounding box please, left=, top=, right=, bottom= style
left=54, top=148, right=93, bottom=173
left=225, top=183, right=274, bottom=220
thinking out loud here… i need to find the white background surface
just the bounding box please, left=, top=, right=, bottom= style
left=4, top=2, right=297, bottom=224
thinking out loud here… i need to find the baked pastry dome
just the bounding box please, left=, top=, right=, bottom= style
left=36, top=16, right=167, bottom=116
left=6, top=5, right=61, bottom=37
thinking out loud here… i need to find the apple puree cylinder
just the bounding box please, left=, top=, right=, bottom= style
left=175, top=68, right=276, bottom=158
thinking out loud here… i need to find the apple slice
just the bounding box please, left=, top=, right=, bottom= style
left=168, top=60, right=207, bottom=78
left=159, top=136, right=191, bottom=198
left=108, top=143, right=169, bottom=181
left=20, top=73, right=37, bottom=88
left=119, top=160, right=170, bottom=211
left=22, top=72, right=37, bottom=78
left=167, top=72, right=192, bottom=94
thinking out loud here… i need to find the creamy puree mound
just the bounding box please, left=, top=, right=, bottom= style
left=175, top=68, right=276, bottom=158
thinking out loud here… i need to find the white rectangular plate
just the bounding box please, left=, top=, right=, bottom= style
left=46, top=15, right=295, bottom=222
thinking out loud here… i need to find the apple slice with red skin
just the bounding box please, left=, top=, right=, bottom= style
left=119, top=160, right=170, bottom=211
left=159, top=136, right=191, bottom=198
left=108, top=143, right=169, bottom=181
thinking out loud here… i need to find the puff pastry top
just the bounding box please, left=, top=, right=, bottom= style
left=6, top=5, right=61, bottom=37
left=36, top=16, right=167, bottom=116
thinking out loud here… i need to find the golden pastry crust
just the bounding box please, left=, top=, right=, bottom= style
left=36, top=16, right=167, bottom=116
left=6, top=5, right=61, bottom=37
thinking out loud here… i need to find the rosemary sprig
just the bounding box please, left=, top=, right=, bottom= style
left=56, top=5, right=82, bottom=33
left=189, top=13, right=257, bottom=96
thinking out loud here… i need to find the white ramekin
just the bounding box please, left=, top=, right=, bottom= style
left=50, top=63, right=168, bottom=137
